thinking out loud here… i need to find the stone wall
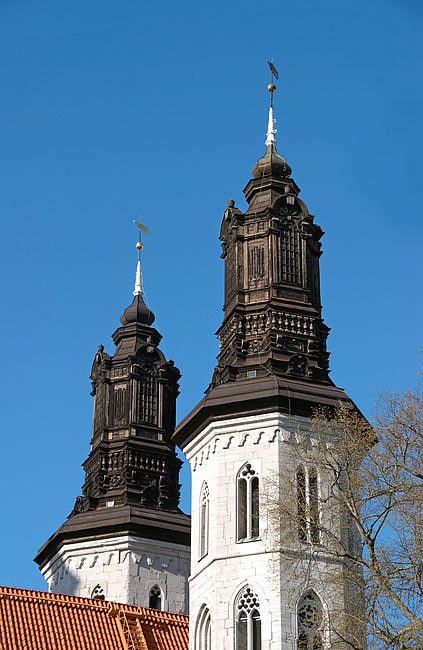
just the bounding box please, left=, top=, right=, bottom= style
left=40, top=534, right=190, bottom=614
left=185, top=411, right=353, bottom=649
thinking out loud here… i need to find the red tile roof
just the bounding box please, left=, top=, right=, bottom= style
left=0, top=585, right=189, bottom=650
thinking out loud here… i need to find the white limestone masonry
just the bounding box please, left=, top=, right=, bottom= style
left=184, top=411, right=353, bottom=650
left=41, top=534, right=190, bottom=614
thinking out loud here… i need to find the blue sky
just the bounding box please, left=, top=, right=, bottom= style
left=0, top=0, right=421, bottom=591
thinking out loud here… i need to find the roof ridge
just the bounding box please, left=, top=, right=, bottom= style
left=0, top=586, right=108, bottom=608
left=0, top=586, right=189, bottom=621
left=140, top=612, right=189, bottom=623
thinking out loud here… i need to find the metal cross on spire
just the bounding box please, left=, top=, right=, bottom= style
left=132, top=219, right=150, bottom=296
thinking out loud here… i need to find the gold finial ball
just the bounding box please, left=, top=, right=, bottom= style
left=136, top=242, right=143, bottom=250
left=268, top=83, right=276, bottom=93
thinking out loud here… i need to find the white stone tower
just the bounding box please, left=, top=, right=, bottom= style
left=35, top=231, right=190, bottom=612
left=174, top=72, right=363, bottom=648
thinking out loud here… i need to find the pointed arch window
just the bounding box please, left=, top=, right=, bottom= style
left=297, top=590, right=324, bottom=650
left=148, top=585, right=162, bottom=610
left=237, top=463, right=260, bottom=542
left=297, top=466, right=320, bottom=544
left=199, top=482, right=210, bottom=559
left=235, top=586, right=261, bottom=650
left=195, top=605, right=211, bottom=650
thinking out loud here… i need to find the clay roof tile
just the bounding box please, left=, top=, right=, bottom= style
left=0, top=586, right=189, bottom=650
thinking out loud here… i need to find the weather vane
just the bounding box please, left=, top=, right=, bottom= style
left=133, top=219, right=150, bottom=259
left=266, top=59, right=279, bottom=107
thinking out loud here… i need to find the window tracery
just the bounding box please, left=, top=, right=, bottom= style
left=235, top=586, right=261, bottom=650
left=90, top=584, right=105, bottom=600
left=297, top=590, right=324, bottom=650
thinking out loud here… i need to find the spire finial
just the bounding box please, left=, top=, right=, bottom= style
left=133, top=219, right=150, bottom=296
left=265, top=60, right=279, bottom=146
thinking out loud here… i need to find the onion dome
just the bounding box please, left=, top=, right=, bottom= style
left=120, top=293, right=155, bottom=326
left=251, top=143, right=291, bottom=179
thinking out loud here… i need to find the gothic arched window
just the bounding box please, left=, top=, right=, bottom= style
left=297, top=590, right=324, bottom=650
left=235, top=586, right=261, bottom=650
left=195, top=605, right=211, bottom=650
left=148, top=585, right=162, bottom=610
left=297, top=466, right=320, bottom=544
left=199, top=482, right=210, bottom=559
left=139, top=366, right=157, bottom=425
left=237, top=463, right=259, bottom=542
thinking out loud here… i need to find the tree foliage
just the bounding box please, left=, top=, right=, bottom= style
left=264, top=384, right=423, bottom=650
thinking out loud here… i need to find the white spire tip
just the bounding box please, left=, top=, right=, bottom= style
left=133, top=259, right=143, bottom=296
left=265, top=106, right=277, bottom=146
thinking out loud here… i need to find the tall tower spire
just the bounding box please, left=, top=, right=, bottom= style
left=174, top=64, right=363, bottom=650
left=35, top=226, right=190, bottom=611
left=206, top=67, right=330, bottom=391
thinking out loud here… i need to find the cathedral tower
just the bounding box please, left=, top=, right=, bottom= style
left=35, top=238, right=190, bottom=612
left=174, top=77, right=362, bottom=648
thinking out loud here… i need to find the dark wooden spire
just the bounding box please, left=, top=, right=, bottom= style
left=35, top=288, right=190, bottom=571
left=209, top=148, right=331, bottom=390
left=173, top=110, right=356, bottom=451
left=76, top=295, right=183, bottom=514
